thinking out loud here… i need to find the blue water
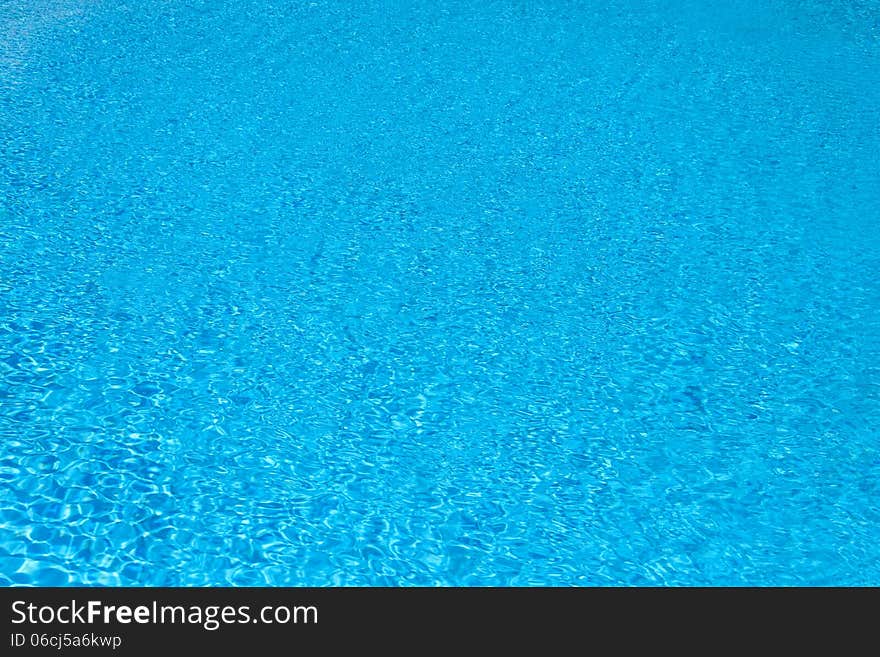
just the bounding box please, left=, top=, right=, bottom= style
left=1, top=0, right=879, bottom=586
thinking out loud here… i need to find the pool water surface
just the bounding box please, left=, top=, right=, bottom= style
left=1, top=0, right=879, bottom=585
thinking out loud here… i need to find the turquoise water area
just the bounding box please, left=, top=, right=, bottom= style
left=1, top=0, right=878, bottom=585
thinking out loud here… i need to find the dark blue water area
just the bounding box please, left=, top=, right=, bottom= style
left=1, top=1, right=878, bottom=585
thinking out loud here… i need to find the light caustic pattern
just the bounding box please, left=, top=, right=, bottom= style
left=1, top=1, right=879, bottom=585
